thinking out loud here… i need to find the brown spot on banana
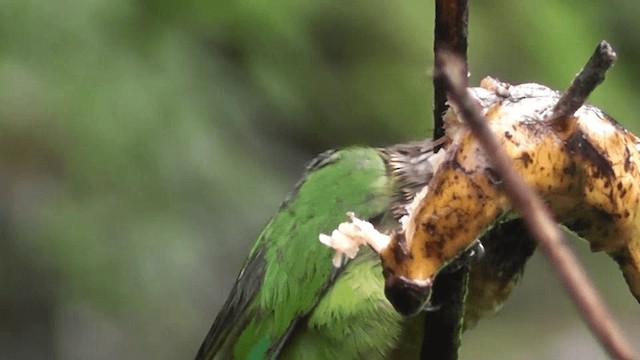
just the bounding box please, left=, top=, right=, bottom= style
left=381, top=78, right=640, bottom=313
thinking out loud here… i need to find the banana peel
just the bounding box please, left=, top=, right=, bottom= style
left=321, top=77, right=640, bottom=316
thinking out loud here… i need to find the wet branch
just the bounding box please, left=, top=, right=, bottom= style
left=435, top=51, right=637, bottom=360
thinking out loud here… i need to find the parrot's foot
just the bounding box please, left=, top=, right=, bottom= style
left=319, top=212, right=391, bottom=267
left=440, top=240, right=485, bottom=274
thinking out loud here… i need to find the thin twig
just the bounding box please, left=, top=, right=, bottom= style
left=432, top=0, right=468, bottom=141
left=435, top=51, right=637, bottom=360
left=549, top=41, right=617, bottom=123
left=423, top=1, right=469, bottom=359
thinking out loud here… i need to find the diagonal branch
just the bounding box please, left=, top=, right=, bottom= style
left=548, top=41, right=617, bottom=124
left=435, top=51, right=637, bottom=360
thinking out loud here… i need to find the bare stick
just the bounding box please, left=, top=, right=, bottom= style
left=423, top=1, right=470, bottom=359
left=549, top=41, right=617, bottom=123
left=435, top=51, right=637, bottom=360
left=432, top=0, right=468, bottom=140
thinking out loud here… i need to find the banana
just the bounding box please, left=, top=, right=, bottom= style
left=321, top=77, right=640, bottom=315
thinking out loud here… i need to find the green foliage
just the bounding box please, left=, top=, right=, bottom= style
left=0, top=0, right=639, bottom=358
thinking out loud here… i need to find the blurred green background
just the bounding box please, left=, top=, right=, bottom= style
left=0, top=0, right=638, bottom=359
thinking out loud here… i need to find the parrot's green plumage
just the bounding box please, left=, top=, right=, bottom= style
left=196, top=142, right=438, bottom=359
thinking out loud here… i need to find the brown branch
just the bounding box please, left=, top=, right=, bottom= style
left=549, top=41, right=617, bottom=123
left=432, top=0, right=468, bottom=141
left=422, top=1, right=470, bottom=359
left=435, top=51, right=637, bottom=360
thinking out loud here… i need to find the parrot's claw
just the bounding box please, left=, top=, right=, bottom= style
left=441, top=240, right=485, bottom=274
left=422, top=301, right=441, bottom=312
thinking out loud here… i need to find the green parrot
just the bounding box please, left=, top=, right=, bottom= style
left=195, top=141, right=440, bottom=359
left=195, top=140, right=537, bottom=359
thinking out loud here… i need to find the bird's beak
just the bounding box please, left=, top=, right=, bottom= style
left=383, top=273, right=433, bottom=317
